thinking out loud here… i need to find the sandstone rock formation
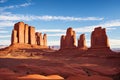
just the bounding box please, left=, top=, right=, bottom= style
left=24, top=24, right=29, bottom=44
left=29, top=26, right=36, bottom=45
left=11, top=30, right=18, bottom=44
left=91, top=27, right=109, bottom=49
left=35, top=32, right=47, bottom=46
left=60, top=35, right=66, bottom=49
left=60, top=26, right=111, bottom=51
left=78, top=34, right=87, bottom=50
left=43, top=34, right=47, bottom=46
left=11, top=22, right=47, bottom=47
left=60, top=27, right=76, bottom=49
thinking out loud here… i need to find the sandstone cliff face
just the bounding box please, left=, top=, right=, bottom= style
left=11, top=22, right=47, bottom=47
left=35, top=32, right=47, bottom=46
left=60, top=27, right=76, bottom=49
left=11, top=30, right=18, bottom=44
left=43, top=34, right=47, bottom=46
left=78, top=34, right=87, bottom=50
left=91, top=27, right=109, bottom=49
left=29, top=26, right=36, bottom=45
left=60, top=35, right=66, bottom=49
left=24, top=24, right=29, bottom=44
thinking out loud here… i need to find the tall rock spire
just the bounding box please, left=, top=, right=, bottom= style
left=78, top=34, right=87, bottom=50
left=60, top=27, right=76, bottom=49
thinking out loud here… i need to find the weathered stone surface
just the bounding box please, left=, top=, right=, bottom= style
left=35, top=32, right=45, bottom=46
left=35, top=32, right=40, bottom=45
left=29, top=26, right=36, bottom=45
left=78, top=34, right=87, bottom=50
left=60, top=35, right=66, bottom=49
left=11, top=21, right=48, bottom=47
left=73, top=31, right=76, bottom=46
left=14, top=22, right=25, bottom=43
left=91, top=27, right=109, bottom=48
left=39, top=33, right=43, bottom=46
left=11, top=30, right=18, bottom=44
left=24, top=24, right=29, bottom=44
left=43, top=34, right=47, bottom=46
left=60, top=27, right=76, bottom=49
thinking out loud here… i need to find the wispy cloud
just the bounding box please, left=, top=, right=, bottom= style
left=36, top=19, right=120, bottom=33
left=0, top=0, right=7, bottom=3
left=0, top=40, right=10, bottom=45
left=74, top=19, right=120, bottom=32
left=0, top=21, right=15, bottom=27
left=0, top=31, right=9, bottom=33
left=0, top=13, right=104, bottom=21
left=0, top=2, right=32, bottom=11
left=109, top=39, right=120, bottom=46
left=48, top=40, right=60, bottom=46
left=0, top=35, right=10, bottom=38
left=36, top=29, right=66, bottom=33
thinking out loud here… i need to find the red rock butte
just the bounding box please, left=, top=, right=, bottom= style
left=60, top=26, right=111, bottom=51
left=78, top=34, right=87, bottom=50
left=91, top=27, right=109, bottom=49
left=11, top=22, right=47, bottom=48
left=60, top=27, right=76, bottom=49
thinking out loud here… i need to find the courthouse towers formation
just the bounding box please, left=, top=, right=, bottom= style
left=11, top=22, right=47, bottom=47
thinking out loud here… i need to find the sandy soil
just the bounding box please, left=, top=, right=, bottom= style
left=0, top=47, right=120, bottom=80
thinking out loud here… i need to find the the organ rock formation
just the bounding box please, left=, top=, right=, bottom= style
left=60, top=27, right=76, bottom=49
left=11, top=22, right=47, bottom=47
left=91, top=27, right=110, bottom=49
left=78, top=34, right=87, bottom=50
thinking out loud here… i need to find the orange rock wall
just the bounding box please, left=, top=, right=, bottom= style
left=11, top=22, right=47, bottom=47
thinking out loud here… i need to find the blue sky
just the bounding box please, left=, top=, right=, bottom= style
left=0, top=0, right=120, bottom=48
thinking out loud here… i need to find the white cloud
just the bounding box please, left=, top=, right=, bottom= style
left=0, top=0, right=7, bottom=3
left=47, top=33, right=65, bottom=37
left=0, top=13, right=104, bottom=21
left=0, top=21, right=14, bottom=27
left=0, top=35, right=11, bottom=38
left=36, top=29, right=66, bottom=33
left=0, top=2, right=32, bottom=11
left=35, top=20, right=120, bottom=33
left=0, top=31, right=9, bottom=33
left=109, top=39, right=120, bottom=46
left=0, top=40, right=10, bottom=45
left=74, top=19, right=120, bottom=32
left=48, top=40, right=60, bottom=46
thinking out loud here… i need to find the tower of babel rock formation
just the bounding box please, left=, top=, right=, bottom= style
left=11, top=22, right=47, bottom=47
left=78, top=34, right=87, bottom=50
left=90, top=27, right=110, bottom=49
left=60, top=27, right=76, bottom=49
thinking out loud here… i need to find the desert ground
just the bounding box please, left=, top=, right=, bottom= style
left=0, top=44, right=120, bottom=80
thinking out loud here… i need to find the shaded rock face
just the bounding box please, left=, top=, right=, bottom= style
left=60, top=35, right=66, bottom=49
left=60, top=27, right=76, bottom=49
left=11, top=22, right=47, bottom=47
left=91, top=27, right=109, bottom=49
left=78, top=34, right=87, bottom=50
left=43, top=34, right=47, bottom=46
left=35, top=32, right=47, bottom=46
